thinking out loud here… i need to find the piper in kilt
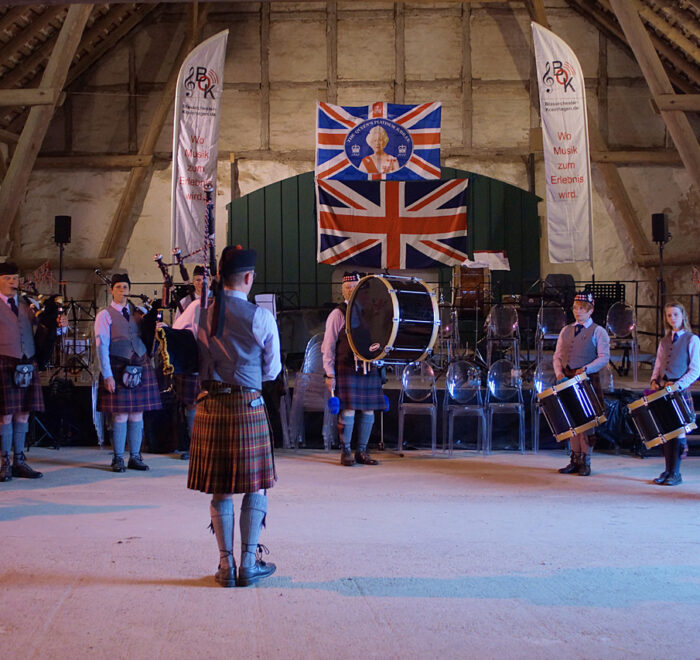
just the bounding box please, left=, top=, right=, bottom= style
left=95, top=274, right=161, bottom=473
left=322, top=272, right=385, bottom=467
left=0, top=261, right=59, bottom=481
left=553, top=292, right=610, bottom=477
left=188, top=246, right=281, bottom=588
left=649, top=301, right=700, bottom=486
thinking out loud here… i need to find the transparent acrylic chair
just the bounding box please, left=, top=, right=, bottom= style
left=442, top=360, right=486, bottom=456
left=606, top=302, right=638, bottom=382
left=531, top=359, right=558, bottom=453
left=485, top=358, right=525, bottom=455
left=288, top=333, right=336, bottom=450
left=536, top=304, right=566, bottom=363
left=486, top=304, right=520, bottom=367
left=397, top=361, right=438, bottom=453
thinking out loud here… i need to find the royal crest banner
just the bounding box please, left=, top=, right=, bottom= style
left=532, top=22, right=593, bottom=264
left=316, top=178, right=468, bottom=269
left=316, top=101, right=442, bottom=181
left=171, top=30, right=228, bottom=260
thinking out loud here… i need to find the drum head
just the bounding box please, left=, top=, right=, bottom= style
left=537, top=305, right=566, bottom=336
left=487, top=359, right=520, bottom=401
left=446, top=360, right=481, bottom=403
left=402, top=362, right=435, bottom=402
left=534, top=360, right=556, bottom=394
left=347, top=277, right=396, bottom=362
left=487, top=305, right=518, bottom=338
left=606, top=302, right=634, bottom=337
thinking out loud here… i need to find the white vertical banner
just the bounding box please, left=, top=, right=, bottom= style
left=171, top=30, right=228, bottom=260
left=532, top=22, right=593, bottom=264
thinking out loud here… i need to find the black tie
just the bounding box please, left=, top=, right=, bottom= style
left=8, top=297, right=18, bottom=316
left=122, top=306, right=130, bottom=322
left=574, top=323, right=583, bottom=336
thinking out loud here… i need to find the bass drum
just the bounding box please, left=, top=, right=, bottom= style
left=346, top=275, right=439, bottom=364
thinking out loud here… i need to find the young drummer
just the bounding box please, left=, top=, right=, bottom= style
left=649, top=301, right=700, bottom=486
left=553, top=292, right=610, bottom=476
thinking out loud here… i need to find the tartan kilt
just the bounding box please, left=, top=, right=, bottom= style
left=336, top=362, right=385, bottom=410
left=0, top=355, right=44, bottom=415
left=187, top=390, right=276, bottom=494
left=97, top=354, right=162, bottom=413
left=173, top=373, right=200, bottom=407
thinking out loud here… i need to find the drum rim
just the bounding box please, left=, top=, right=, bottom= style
left=345, top=274, right=439, bottom=364
left=627, top=382, right=680, bottom=411
left=536, top=372, right=589, bottom=400
left=643, top=422, right=697, bottom=449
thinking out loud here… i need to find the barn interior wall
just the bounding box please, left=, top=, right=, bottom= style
left=12, top=1, right=698, bottom=335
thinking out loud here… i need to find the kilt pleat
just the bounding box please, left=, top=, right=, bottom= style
left=336, top=362, right=385, bottom=410
left=173, top=373, right=200, bottom=407
left=0, top=356, right=44, bottom=414
left=187, top=390, right=276, bottom=494
left=97, top=355, right=162, bottom=413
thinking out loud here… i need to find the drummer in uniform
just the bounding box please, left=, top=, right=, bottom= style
left=649, top=301, right=700, bottom=486
left=553, top=291, right=610, bottom=476
left=187, top=246, right=280, bottom=588
left=322, top=272, right=385, bottom=467
left=95, top=273, right=162, bottom=472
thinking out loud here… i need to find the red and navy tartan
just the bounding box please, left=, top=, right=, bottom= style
left=187, top=389, right=276, bottom=494
left=173, top=373, right=200, bottom=407
left=0, top=356, right=44, bottom=414
left=97, top=355, right=162, bottom=413
left=336, top=362, right=385, bottom=410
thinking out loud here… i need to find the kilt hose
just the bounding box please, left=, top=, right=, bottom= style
left=97, top=354, right=162, bottom=414
left=173, top=373, right=200, bottom=407
left=336, top=362, right=384, bottom=411
left=187, top=389, right=276, bottom=494
left=0, top=355, right=44, bottom=415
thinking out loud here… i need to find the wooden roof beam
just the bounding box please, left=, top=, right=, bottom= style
left=0, top=6, right=66, bottom=73
left=652, top=92, right=700, bottom=112
left=0, top=5, right=93, bottom=255
left=609, top=0, right=700, bottom=186
left=0, top=87, right=59, bottom=107
left=98, top=4, right=212, bottom=270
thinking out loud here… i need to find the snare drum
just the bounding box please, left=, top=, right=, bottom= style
left=346, top=275, right=439, bottom=364
left=537, top=374, right=607, bottom=442
left=627, top=384, right=697, bottom=449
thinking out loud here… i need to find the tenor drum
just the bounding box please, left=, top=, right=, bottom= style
left=537, top=374, right=607, bottom=442
left=627, top=384, right=697, bottom=449
left=346, top=275, right=439, bottom=364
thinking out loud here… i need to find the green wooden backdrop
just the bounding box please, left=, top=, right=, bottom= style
left=227, top=169, right=541, bottom=309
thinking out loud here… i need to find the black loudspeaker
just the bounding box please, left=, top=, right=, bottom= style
left=54, top=215, right=71, bottom=244
left=651, top=213, right=668, bottom=244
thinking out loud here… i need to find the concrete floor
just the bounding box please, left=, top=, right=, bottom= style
left=1, top=446, right=699, bottom=660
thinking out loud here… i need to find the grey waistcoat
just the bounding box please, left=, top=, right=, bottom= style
left=106, top=306, right=147, bottom=359
left=660, top=332, right=694, bottom=381
left=561, top=323, right=599, bottom=370
left=208, top=295, right=262, bottom=390
left=0, top=297, right=35, bottom=359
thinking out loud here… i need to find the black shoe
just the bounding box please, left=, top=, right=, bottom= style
left=237, top=544, right=276, bottom=587
left=340, top=446, right=355, bottom=466
left=558, top=451, right=579, bottom=474
left=128, top=454, right=150, bottom=471
left=111, top=455, right=126, bottom=472
left=0, top=453, right=12, bottom=482
left=215, top=564, right=237, bottom=588
left=663, top=473, right=682, bottom=486
left=653, top=470, right=669, bottom=485
left=355, top=450, right=378, bottom=465
left=12, top=452, right=43, bottom=479
left=180, top=452, right=190, bottom=461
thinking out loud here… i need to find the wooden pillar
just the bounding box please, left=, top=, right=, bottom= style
left=394, top=2, right=405, bottom=104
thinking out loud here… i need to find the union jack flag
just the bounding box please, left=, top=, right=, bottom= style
left=316, top=178, right=469, bottom=270
left=316, top=101, right=441, bottom=181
